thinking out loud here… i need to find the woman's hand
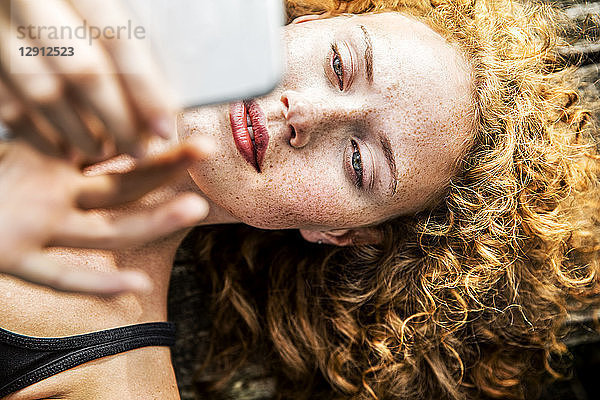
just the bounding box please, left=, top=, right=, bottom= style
left=0, top=138, right=211, bottom=295
left=0, top=0, right=176, bottom=162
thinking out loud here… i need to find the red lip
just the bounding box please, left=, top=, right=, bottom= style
left=229, top=100, right=269, bottom=172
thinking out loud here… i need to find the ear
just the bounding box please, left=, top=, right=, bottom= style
left=290, top=13, right=331, bottom=25
left=299, top=228, right=382, bottom=247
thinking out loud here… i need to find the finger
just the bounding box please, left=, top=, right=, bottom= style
left=71, top=0, right=179, bottom=140
left=0, top=20, right=102, bottom=158
left=53, top=193, right=209, bottom=249
left=11, top=121, right=63, bottom=157
left=39, top=89, right=106, bottom=159
left=0, top=75, right=66, bottom=156
left=68, top=72, right=143, bottom=157
left=0, top=91, right=65, bottom=157
left=10, top=251, right=153, bottom=295
left=13, top=0, right=141, bottom=156
left=0, top=12, right=66, bottom=155
left=77, top=136, right=215, bottom=208
left=0, top=77, right=24, bottom=127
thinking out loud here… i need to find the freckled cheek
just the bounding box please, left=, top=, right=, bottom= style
left=255, top=157, right=362, bottom=228
left=189, top=142, right=371, bottom=229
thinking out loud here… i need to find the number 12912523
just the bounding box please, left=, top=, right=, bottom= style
left=18, top=47, right=75, bottom=57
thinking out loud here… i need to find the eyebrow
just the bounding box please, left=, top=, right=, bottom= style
left=379, top=136, right=398, bottom=196
left=359, top=25, right=374, bottom=84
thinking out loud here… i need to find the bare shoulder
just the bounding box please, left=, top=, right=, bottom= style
left=0, top=249, right=166, bottom=337
left=0, top=247, right=178, bottom=400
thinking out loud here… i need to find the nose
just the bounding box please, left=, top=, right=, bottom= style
left=280, top=90, right=343, bottom=149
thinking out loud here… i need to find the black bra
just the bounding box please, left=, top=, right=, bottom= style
left=0, top=322, right=175, bottom=398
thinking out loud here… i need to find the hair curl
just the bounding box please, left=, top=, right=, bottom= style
left=190, top=1, right=600, bottom=399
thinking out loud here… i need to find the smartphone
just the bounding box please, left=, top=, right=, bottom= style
left=0, top=0, right=284, bottom=137
left=122, top=0, right=285, bottom=109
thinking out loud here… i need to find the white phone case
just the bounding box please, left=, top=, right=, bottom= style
left=123, top=0, right=285, bottom=108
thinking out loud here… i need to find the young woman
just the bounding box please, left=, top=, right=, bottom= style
left=0, top=0, right=598, bottom=399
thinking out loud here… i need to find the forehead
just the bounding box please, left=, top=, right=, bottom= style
left=353, top=13, right=474, bottom=121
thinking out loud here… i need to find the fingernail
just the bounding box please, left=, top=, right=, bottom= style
left=182, top=195, right=210, bottom=224
left=121, top=271, right=153, bottom=294
left=152, top=116, right=174, bottom=140
left=187, top=136, right=217, bottom=156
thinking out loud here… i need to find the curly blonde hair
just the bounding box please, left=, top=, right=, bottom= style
left=191, top=1, right=600, bottom=399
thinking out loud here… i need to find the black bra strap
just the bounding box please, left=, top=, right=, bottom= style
left=0, top=322, right=175, bottom=397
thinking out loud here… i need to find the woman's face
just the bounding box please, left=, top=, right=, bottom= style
left=178, top=12, right=475, bottom=230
